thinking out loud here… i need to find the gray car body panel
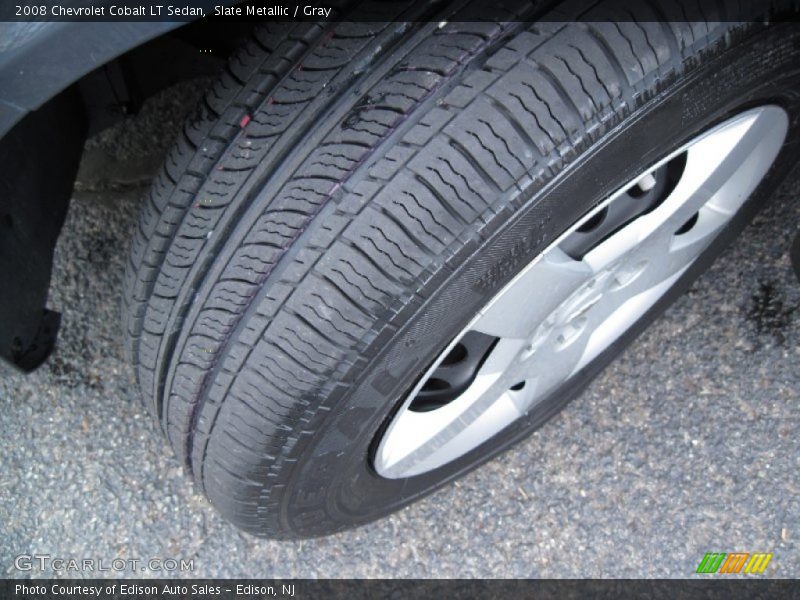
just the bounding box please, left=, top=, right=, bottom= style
left=0, top=21, right=183, bottom=138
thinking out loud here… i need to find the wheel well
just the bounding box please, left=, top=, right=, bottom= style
left=0, top=19, right=253, bottom=371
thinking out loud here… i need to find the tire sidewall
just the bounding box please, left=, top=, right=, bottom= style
left=279, top=22, right=800, bottom=537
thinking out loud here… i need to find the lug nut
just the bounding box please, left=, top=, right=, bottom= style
left=634, top=172, right=657, bottom=193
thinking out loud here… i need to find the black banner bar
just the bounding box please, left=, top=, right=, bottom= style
left=2, top=0, right=800, bottom=23
left=2, top=579, right=800, bottom=600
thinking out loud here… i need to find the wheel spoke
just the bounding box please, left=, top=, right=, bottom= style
left=376, top=338, right=524, bottom=477
left=659, top=110, right=779, bottom=232
left=512, top=320, right=593, bottom=406
left=377, top=339, right=525, bottom=478
left=472, top=247, right=593, bottom=339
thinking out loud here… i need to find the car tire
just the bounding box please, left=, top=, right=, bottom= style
left=123, top=0, right=800, bottom=537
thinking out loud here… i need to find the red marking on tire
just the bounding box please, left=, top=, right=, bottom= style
left=239, top=114, right=251, bottom=128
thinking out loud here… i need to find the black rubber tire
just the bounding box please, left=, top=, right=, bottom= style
left=123, top=0, right=800, bottom=537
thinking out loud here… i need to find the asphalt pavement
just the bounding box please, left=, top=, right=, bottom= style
left=1, top=80, right=798, bottom=578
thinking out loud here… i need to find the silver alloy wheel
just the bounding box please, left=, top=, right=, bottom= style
left=374, top=105, right=788, bottom=480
